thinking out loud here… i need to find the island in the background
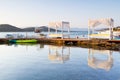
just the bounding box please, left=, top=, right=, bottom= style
left=0, top=24, right=58, bottom=32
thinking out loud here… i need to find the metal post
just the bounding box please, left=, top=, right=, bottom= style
left=111, top=23, right=114, bottom=40
left=88, top=26, right=90, bottom=40
left=109, top=19, right=114, bottom=40
left=68, top=25, right=70, bottom=38
left=109, top=26, right=111, bottom=40
left=62, top=23, right=63, bottom=39
left=56, top=26, right=57, bottom=34
left=48, top=26, right=50, bottom=38
left=92, top=27, right=94, bottom=34
left=26, top=32, right=27, bottom=38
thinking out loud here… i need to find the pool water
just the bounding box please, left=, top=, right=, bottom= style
left=0, top=44, right=120, bottom=80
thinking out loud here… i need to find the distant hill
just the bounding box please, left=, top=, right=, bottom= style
left=23, top=26, right=58, bottom=32
left=61, top=28, right=88, bottom=32
left=70, top=28, right=88, bottom=31
left=22, top=27, right=35, bottom=31
left=2, top=24, right=119, bottom=32
left=95, top=26, right=120, bottom=31
left=0, top=24, right=58, bottom=32
left=0, top=24, right=23, bottom=32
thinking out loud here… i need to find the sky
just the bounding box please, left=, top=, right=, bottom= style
left=0, top=0, right=120, bottom=28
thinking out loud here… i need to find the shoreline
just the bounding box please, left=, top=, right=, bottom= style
left=0, top=38, right=120, bottom=51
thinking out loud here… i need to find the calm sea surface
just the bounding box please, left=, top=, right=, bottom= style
left=0, top=44, right=120, bottom=80
left=0, top=31, right=88, bottom=38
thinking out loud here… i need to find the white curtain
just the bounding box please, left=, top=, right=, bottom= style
left=88, top=18, right=114, bottom=27
left=49, top=21, right=70, bottom=28
left=62, top=21, right=70, bottom=28
left=88, top=18, right=114, bottom=40
left=49, top=22, right=55, bottom=27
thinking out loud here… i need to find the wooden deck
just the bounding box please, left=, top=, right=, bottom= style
left=0, top=38, right=120, bottom=45
left=0, top=38, right=120, bottom=51
left=36, top=38, right=89, bottom=45
left=107, top=40, right=120, bottom=43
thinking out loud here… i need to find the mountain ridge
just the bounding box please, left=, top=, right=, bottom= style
left=0, top=24, right=57, bottom=32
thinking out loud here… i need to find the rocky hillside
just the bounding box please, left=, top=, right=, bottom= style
left=0, top=24, right=23, bottom=32
left=0, top=24, right=58, bottom=32
left=22, top=26, right=58, bottom=32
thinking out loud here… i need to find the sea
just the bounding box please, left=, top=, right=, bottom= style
left=0, top=31, right=88, bottom=38
left=0, top=31, right=120, bottom=80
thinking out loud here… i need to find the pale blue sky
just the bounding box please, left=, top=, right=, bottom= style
left=0, top=0, right=120, bottom=28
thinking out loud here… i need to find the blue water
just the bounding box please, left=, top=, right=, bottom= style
left=0, top=31, right=88, bottom=38
left=0, top=44, right=120, bottom=80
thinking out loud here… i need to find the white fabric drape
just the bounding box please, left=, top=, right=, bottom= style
left=88, top=18, right=114, bottom=40
left=88, top=18, right=114, bottom=27
left=49, top=21, right=70, bottom=28
left=49, top=22, right=62, bottom=28
left=62, top=22, right=70, bottom=28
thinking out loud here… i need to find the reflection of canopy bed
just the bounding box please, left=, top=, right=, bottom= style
left=88, top=48, right=113, bottom=71
left=88, top=18, right=114, bottom=40
left=48, top=45, right=70, bottom=63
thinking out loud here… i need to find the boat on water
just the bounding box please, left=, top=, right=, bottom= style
left=9, top=39, right=37, bottom=43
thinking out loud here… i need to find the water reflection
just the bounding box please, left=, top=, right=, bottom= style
left=8, top=43, right=45, bottom=49
left=48, top=45, right=70, bottom=63
left=6, top=43, right=114, bottom=69
left=88, top=48, right=113, bottom=71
